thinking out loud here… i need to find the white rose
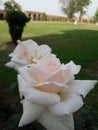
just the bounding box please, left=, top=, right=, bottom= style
left=17, top=56, right=97, bottom=127
left=5, top=39, right=54, bottom=70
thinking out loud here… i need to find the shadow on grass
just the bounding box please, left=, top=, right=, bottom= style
left=23, top=29, right=98, bottom=46
left=21, top=29, right=98, bottom=68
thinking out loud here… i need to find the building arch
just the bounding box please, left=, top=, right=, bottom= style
left=33, top=13, right=36, bottom=20
left=0, top=13, right=4, bottom=20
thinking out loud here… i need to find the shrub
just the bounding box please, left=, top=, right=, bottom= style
left=6, top=10, right=29, bottom=45
left=41, top=13, right=47, bottom=21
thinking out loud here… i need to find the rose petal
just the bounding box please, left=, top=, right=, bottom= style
left=12, top=40, right=38, bottom=63
left=49, top=93, right=83, bottom=116
left=64, top=61, right=81, bottom=75
left=37, top=45, right=51, bottom=58
left=5, top=61, right=26, bottom=71
left=45, top=68, right=71, bottom=84
left=17, top=39, right=38, bottom=54
left=25, top=88, right=60, bottom=106
left=36, top=55, right=61, bottom=73
left=67, top=80, right=97, bottom=98
left=35, top=82, right=66, bottom=93
left=44, top=61, right=81, bottom=84
left=38, top=110, right=74, bottom=130
left=5, top=62, right=16, bottom=69
left=17, top=75, right=31, bottom=98
left=11, top=56, right=28, bottom=65
left=18, top=65, right=48, bottom=83
left=18, top=99, right=44, bottom=127
left=21, top=39, right=38, bottom=46
left=17, top=75, right=60, bottom=106
left=18, top=65, right=37, bottom=83
left=9, top=53, right=14, bottom=57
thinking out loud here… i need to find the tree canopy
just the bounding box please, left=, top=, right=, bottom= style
left=94, top=7, right=98, bottom=22
left=59, top=0, right=91, bottom=18
left=4, top=0, right=21, bottom=11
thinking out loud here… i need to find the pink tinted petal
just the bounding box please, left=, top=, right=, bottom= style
left=17, top=75, right=60, bottom=106
left=45, top=68, right=71, bottom=84
left=67, top=80, right=97, bottom=98
left=27, top=66, right=49, bottom=82
left=18, top=99, right=44, bottom=127
left=36, top=56, right=61, bottom=73
left=19, top=65, right=39, bottom=83
left=18, top=64, right=48, bottom=83
left=35, top=82, right=66, bottom=93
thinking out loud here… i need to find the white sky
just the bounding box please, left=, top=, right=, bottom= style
left=1, top=0, right=98, bottom=18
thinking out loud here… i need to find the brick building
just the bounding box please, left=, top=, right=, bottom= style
left=0, top=9, right=95, bottom=23
left=0, top=10, right=6, bottom=20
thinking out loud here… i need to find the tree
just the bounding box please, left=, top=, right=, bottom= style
left=59, top=0, right=91, bottom=18
left=4, top=0, right=21, bottom=11
left=41, top=13, right=47, bottom=21
left=76, top=0, right=91, bottom=18
left=59, top=0, right=76, bottom=18
left=94, top=7, right=98, bottom=22
left=4, top=0, right=29, bottom=45
left=6, top=10, right=29, bottom=45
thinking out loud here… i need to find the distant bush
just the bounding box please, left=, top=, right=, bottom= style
left=6, top=10, right=29, bottom=45
left=41, top=13, right=47, bottom=21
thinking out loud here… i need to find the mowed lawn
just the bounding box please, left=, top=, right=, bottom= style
left=0, top=21, right=98, bottom=130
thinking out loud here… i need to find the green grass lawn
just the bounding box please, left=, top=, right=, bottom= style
left=0, top=21, right=98, bottom=130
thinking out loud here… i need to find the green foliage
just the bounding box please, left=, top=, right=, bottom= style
left=41, top=13, right=47, bottom=21
left=6, top=10, right=29, bottom=45
left=59, top=0, right=91, bottom=18
left=74, top=105, right=98, bottom=130
left=7, top=113, right=21, bottom=129
left=6, top=10, right=29, bottom=27
left=76, top=0, right=91, bottom=18
left=60, top=0, right=76, bottom=18
left=4, top=0, right=21, bottom=11
left=94, top=7, right=98, bottom=22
